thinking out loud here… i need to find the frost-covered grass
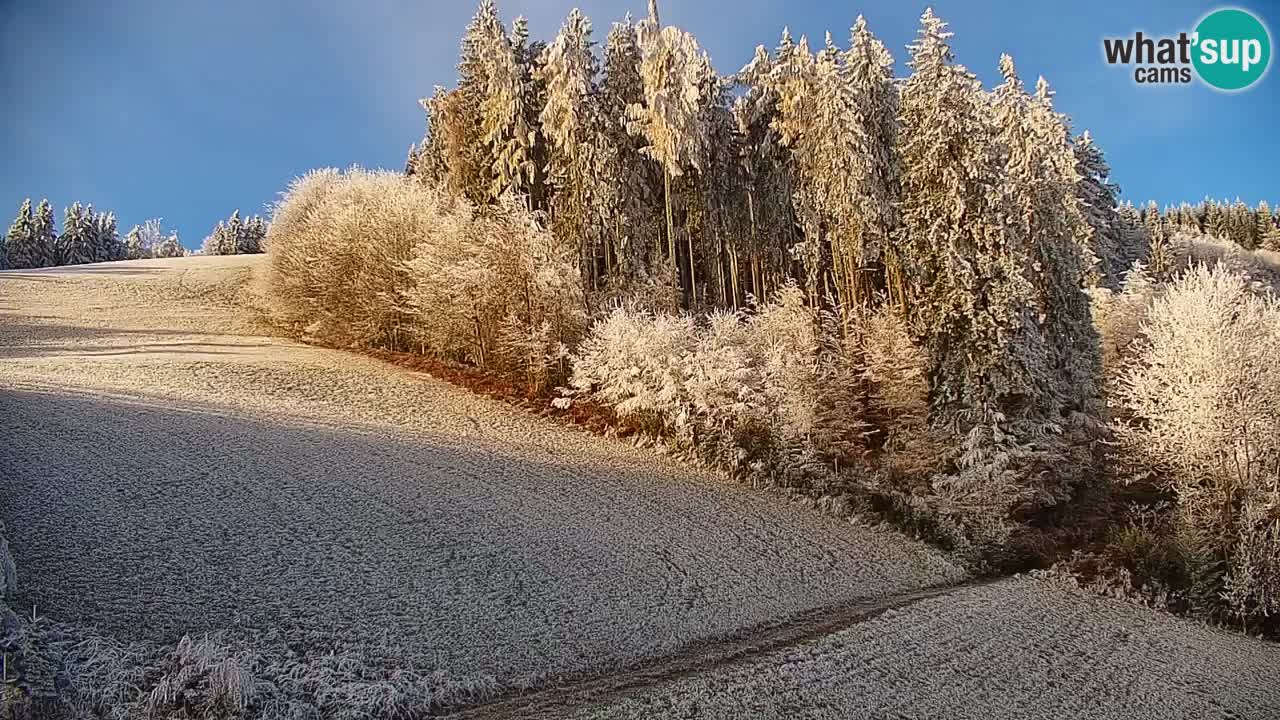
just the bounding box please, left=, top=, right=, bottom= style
left=0, top=256, right=968, bottom=715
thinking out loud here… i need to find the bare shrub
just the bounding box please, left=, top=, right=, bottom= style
left=569, top=306, right=698, bottom=433
left=1087, top=261, right=1160, bottom=381
left=1226, top=494, right=1280, bottom=619
left=401, top=196, right=586, bottom=387
left=1172, top=231, right=1280, bottom=292
left=572, top=287, right=928, bottom=475
left=1116, top=263, right=1280, bottom=619
left=267, top=168, right=431, bottom=349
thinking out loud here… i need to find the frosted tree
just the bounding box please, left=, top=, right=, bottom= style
left=1116, top=201, right=1148, bottom=268
left=628, top=2, right=710, bottom=303
left=897, top=9, right=1044, bottom=423
left=124, top=226, right=146, bottom=260
left=4, top=199, right=39, bottom=269
left=597, top=14, right=662, bottom=281
left=32, top=199, right=57, bottom=267
left=692, top=64, right=742, bottom=308
left=481, top=16, right=537, bottom=202
left=423, top=0, right=508, bottom=203
left=759, top=32, right=852, bottom=307
left=844, top=16, right=902, bottom=307
left=93, top=210, right=122, bottom=262
left=1072, top=131, right=1123, bottom=288
left=239, top=215, right=268, bottom=253
left=155, top=231, right=184, bottom=258
left=1260, top=201, right=1280, bottom=251
left=733, top=44, right=798, bottom=305
left=536, top=8, right=601, bottom=288
left=993, top=59, right=1101, bottom=412
left=124, top=218, right=166, bottom=259
left=1144, top=199, right=1174, bottom=280
left=202, top=212, right=238, bottom=255
left=57, top=203, right=97, bottom=266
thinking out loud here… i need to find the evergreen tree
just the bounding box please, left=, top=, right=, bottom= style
left=93, top=210, right=122, bottom=262
left=4, top=199, right=39, bottom=269
left=1260, top=201, right=1280, bottom=251
left=57, top=203, right=96, bottom=266
left=32, top=199, right=57, bottom=267
left=537, top=9, right=601, bottom=288
left=734, top=44, right=798, bottom=305
left=239, top=215, right=267, bottom=253
left=1143, top=200, right=1173, bottom=281
left=1025, top=70, right=1102, bottom=409
left=628, top=1, right=710, bottom=303
left=124, top=225, right=146, bottom=260
left=897, top=9, right=1043, bottom=420
left=482, top=15, right=537, bottom=201
left=1230, top=198, right=1257, bottom=249
left=598, top=13, right=662, bottom=282
left=1071, top=131, right=1123, bottom=288
left=844, top=16, right=902, bottom=307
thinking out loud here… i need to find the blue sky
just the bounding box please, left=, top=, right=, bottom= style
left=1, top=0, right=1276, bottom=247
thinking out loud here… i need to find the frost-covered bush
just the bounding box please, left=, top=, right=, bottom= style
left=854, top=306, right=929, bottom=439
left=569, top=307, right=699, bottom=431
left=267, top=169, right=584, bottom=385
left=401, top=196, right=586, bottom=386
left=1087, top=261, right=1160, bottom=381
left=572, top=287, right=907, bottom=471
left=1171, top=231, right=1280, bottom=292
left=1116, top=264, right=1280, bottom=619
left=267, top=168, right=428, bottom=348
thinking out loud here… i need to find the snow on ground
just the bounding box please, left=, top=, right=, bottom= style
left=2, top=256, right=1276, bottom=717
left=0, top=256, right=963, bottom=700
left=568, top=577, right=1280, bottom=720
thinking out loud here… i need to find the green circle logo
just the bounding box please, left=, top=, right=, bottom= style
left=1192, top=8, right=1271, bottom=91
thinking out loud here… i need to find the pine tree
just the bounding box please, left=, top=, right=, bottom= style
left=239, top=215, right=267, bottom=253
left=734, top=44, right=797, bottom=305
left=628, top=2, right=710, bottom=303
left=1023, top=69, right=1102, bottom=410
left=897, top=9, right=1043, bottom=420
left=93, top=211, right=122, bottom=262
left=452, top=0, right=507, bottom=203
left=1072, top=131, right=1124, bottom=288
left=57, top=203, right=96, bottom=266
left=1229, top=198, right=1256, bottom=249
left=124, top=225, right=146, bottom=260
left=761, top=31, right=861, bottom=309
left=124, top=218, right=165, bottom=260
left=32, top=199, right=57, bottom=267
left=1260, top=201, right=1280, bottom=251
left=4, top=199, right=39, bottom=269
left=537, top=8, right=601, bottom=288
left=482, top=15, right=537, bottom=201
left=598, top=13, right=662, bottom=282
left=844, top=16, right=902, bottom=307
left=1144, top=200, right=1173, bottom=280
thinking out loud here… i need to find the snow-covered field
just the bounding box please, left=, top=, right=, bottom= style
left=0, top=256, right=961, bottom=702
left=1, top=256, right=1277, bottom=716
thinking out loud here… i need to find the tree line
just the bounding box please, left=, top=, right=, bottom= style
left=271, top=1, right=1280, bottom=625
left=0, top=201, right=272, bottom=270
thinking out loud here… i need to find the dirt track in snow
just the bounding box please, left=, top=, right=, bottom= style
left=1, top=256, right=1277, bottom=717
